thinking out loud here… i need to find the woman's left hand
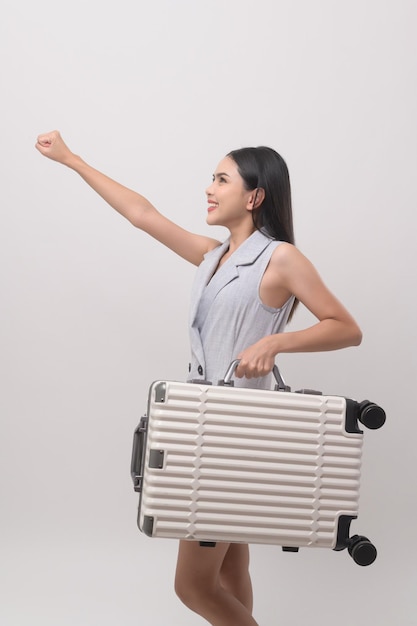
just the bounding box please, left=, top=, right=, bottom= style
left=235, top=337, right=277, bottom=378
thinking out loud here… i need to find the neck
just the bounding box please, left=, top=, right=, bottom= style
left=227, top=224, right=257, bottom=254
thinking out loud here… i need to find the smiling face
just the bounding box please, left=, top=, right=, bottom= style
left=205, top=156, right=256, bottom=230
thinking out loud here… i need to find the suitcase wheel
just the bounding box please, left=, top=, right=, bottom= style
left=347, top=535, right=377, bottom=566
left=358, top=401, right=386, bottom=430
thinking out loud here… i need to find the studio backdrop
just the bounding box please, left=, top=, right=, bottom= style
left=1, top=1, right=416, bottom=625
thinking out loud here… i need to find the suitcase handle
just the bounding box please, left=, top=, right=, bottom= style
left=131, top=416, right=148, bottom=493
left=221, top=359, right=290, bottom=391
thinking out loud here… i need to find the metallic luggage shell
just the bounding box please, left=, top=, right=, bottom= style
left=136, top=380, right=363, bottom=549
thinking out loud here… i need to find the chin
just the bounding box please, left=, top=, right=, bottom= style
left=206, top=214, right=220, bottom=226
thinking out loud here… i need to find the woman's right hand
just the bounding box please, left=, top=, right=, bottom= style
left=35, top=130, right=74, bottom=166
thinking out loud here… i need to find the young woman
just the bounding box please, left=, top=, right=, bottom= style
left=36, top=132, right=362, bottom=626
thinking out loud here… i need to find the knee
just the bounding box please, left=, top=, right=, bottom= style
left=174, top=570, right=213, bottom=612
left=174, top=571, right=199, bottom=609
left=174, top=568, right=187, bottom=603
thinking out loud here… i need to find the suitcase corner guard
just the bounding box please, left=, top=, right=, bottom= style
left=141, top=515, right=154, bottom=537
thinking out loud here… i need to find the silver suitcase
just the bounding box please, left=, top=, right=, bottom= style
left=131, top=361, right=385, bottom=566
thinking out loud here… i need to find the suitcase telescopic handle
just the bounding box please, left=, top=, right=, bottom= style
left=221, top=359, right=290, bottom=391
left=131, top=416, right=148, bottom=493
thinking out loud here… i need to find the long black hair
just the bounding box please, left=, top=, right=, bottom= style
left=227, top=146, right=297, bottom=318
left=227, top=146, right=295, bottom=244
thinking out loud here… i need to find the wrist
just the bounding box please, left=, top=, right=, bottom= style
left=261, top=334, right=283, bottom=358
left=65, top=153, right=84, bottom=170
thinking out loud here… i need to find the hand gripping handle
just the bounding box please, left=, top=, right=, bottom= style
left=220, top=359, right=290, bottom=391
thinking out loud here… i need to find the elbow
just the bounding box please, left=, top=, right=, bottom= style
left=128, top=210, right=145, bottom=229
left=350, top=324, right=363, bottom=347
left=128, top=202, right=154, bottom=231
left=337, top=319, right=362, bottom=348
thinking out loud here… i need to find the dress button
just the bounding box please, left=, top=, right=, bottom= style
left=198, top=365, right=204, bottom=376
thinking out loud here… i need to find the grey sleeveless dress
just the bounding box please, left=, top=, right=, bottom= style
left=188, top=230, right=294, bottom=389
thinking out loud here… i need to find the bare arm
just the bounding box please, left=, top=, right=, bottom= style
left=35, top=131, right=220, bottom=265
left=236, top=243, right=362, bottom=377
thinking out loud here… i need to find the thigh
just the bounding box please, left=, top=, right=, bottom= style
left=175, top=540, right=231, bottom=588
left=220, top=542, right=250, bottom=577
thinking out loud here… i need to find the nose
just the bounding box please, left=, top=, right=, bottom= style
left=205, top=181, right=214, bottom=196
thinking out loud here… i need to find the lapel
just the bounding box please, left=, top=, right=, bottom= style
left=190, top=230, right=273, bottom=326
left=188, top=230, right=274, bottom=375
left=188, top=239, right=230, bottom=373
left=189, top=238, right=230, bottom=326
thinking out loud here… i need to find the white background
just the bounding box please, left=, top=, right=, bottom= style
left=1, top=1, right=416, bottom=624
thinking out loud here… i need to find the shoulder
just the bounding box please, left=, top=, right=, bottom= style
left=269, top=242, right=319, bottom=285
left=270, top=242, right=305, bottom=266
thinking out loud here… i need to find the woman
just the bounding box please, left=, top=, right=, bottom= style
left=36, top=132, right=362, bottom=626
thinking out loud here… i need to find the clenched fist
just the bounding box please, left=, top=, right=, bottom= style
left=35, top=130, right=74, bottom=166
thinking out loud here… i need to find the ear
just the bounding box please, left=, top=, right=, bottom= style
left=247, top=187, right=265, bottom=211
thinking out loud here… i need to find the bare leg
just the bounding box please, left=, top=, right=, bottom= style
left=219, top=543, right=253, bottom=613
left=175, top=540, right=258, bottom=626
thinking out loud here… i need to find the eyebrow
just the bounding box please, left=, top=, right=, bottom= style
left=213, top=172, right=231, bottom=178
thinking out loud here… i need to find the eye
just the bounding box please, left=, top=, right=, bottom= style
left=212, top=173, right=228, bottom=184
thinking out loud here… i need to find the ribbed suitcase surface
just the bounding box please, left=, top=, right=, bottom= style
left=138, top=381, right=363, bottom=549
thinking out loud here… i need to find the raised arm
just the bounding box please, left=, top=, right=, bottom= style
left=35, top=131, right=220, bottom=265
